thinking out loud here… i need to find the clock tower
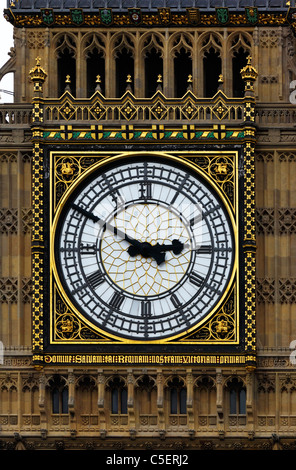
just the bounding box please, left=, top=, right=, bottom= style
left=0, top=0, right=296, bottom=452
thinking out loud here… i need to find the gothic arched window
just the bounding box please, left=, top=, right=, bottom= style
left=232, top=47, right=249, bottom=97
left=174, top=48, right=192, bottom=97
left=170, top=33, right=193, bottom=97
left=227, top=378, right=246, bottom=415
left=136, top=375, right=157, bottom=415
left=168, top=377, right=187, bottom=415
left=83, top=34, right=106, bottom=97
left=142, top=34, right=164, bottom=97
left=109, top=377, right=128, bottom=414
left=203, top=47, right=221, bottom=97
left=76, top=375, right=97, bottom=415
left=49, top=375, right=68, bottom=414
left=113, top=35, right=134, bottom=97
left=116, top=48, right=134, bottom=97
left=229, top=34, right=251, bottom=97
left=55, top=34, right=76, bottom=97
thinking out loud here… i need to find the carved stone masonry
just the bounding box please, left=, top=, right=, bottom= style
left=256, top=278, right=296, bottom=304
left=256, top=278, right=275, bottom=303
left=257, top=373, right=276, bottom=393
left=0, top=277, right=32, bottom=303
left=256, top=208, right=274, bottom=234
left=0, top=208, right=33, bottom=234
left=0, top=208, right=18, bottom=234
left=279, top=279, right=296, bottom=304
left=256, top=208, right=296, bottom=234
left=279, top=208, right=296, bottom=234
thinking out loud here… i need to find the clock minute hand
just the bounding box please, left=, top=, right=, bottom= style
left=71, top=204, right=142, bottom=249
left=71, top=204, right=182, bottom=266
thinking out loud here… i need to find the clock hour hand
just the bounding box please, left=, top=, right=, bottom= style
left=127, top=242, right=166, bottom=265
left=127, top=239, right=184, bottom=266
left=153, top=239, right=184, bottom=255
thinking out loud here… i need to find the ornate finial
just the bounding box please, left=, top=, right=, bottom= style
left=187, top=74, right=193, bottom=92
left=64, top=75, right=72, bottom=93
left=217, top=74, right=224, bottom=91
left=125, top=74, right=133, bottom=92
left=157, top=74, right=162, bottom=83
left=95, top=75, right=102, bottom=93
left=29, top=56, right=47, bottom=93
left=240, top=55, right=258, bottom=95
left=240, top=55, right=258, bottom=81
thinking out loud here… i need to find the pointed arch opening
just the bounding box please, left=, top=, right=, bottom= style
left=232, top=47, right=249, bottom=97
left=116, top=48, right=134, bottom=97
left=86, top=48, right=105, bottom=97
left=55, top=35, right=76, bottom=97
left=145, top=48, right=163, bottom=98
left=174, top=48, right=192, bottom=97
left=203, top=47, right=221, bottom=97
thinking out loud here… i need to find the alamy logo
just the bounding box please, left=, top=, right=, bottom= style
left=289, top=340, right=296, bottom=365
left=0, top=341, right=4, bottom=365
left=289, top=81, right=296, bottom=104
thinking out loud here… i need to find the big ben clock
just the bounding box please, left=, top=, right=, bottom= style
left=48, top=151, right=239, bottom=350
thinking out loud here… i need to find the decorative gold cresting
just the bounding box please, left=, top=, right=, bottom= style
left=29, top=57, right=47, bottom=93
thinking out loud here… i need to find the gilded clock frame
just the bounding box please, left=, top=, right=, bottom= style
left=45, top=149, right=240, bottom=346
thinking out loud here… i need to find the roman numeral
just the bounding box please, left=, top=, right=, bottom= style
left=197, top=245, right=212, bottom=254
left=190, top=213, right=202, bottom=226
left=189, top=271, right=205, bottom=287
left=139, top=182, right=152, bottom=199
left=170, top=175, right=189, bottom=205
left=110, top=190, right=125, bottom=207
left=141, top=301, right=151, bottom=318
left=86, top=270, right=104, bottom=289
left=80, top=243, right=97, bottom=255
left=170, top=294, right=191, bottom=327
left=109, top=292, right=124, bottom=310
left=170, top=293, right=182, bottom=309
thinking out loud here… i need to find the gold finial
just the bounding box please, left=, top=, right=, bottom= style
left=187, top=74, right=193, bottom=83
left=157, top=74, right=162, bottom=83
left=65, top=75, right=71, bottom=83
left=126, top=74, right=132, bottom=83
left=240, top=55, right=258, bottom=81
left=240, top=55, right=258, bottom=96
left=218, top=74, right=224, bottom=83
left=95, top=75, right=102, bottom=93
left=28, top=56, right=47, bottom=93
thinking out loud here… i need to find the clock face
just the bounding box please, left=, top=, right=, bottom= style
left=53, top=156, right=235, bottom=341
